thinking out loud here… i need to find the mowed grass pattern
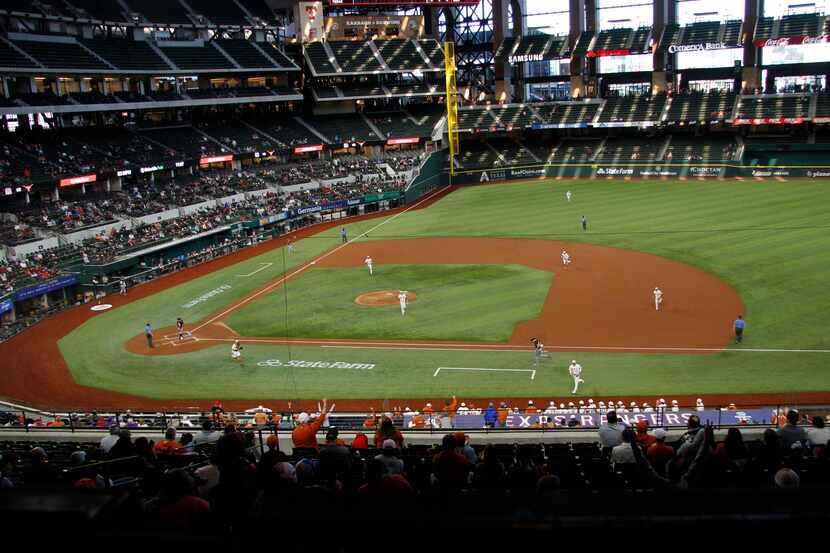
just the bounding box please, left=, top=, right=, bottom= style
left=58, top=179, right=830, bottom=399
left=225, top=264, right=554, bottom=341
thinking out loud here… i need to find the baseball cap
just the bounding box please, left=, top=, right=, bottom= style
left=453, top=432, right=466, bottom=445
left=637, top=420, right=648, bottom=430
left=297, top=412, right=310, bottom=424
left=654, top=429, right=667, bottom=440
left=571, top=360, right=576, bottom=364
left=266, top=434, right=278, bottom=448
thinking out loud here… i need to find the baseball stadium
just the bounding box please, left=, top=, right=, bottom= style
left=0, top=0, right=829, bottom=542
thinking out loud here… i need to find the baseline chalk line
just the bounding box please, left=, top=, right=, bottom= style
left=236, top=262, right=273, bottom=277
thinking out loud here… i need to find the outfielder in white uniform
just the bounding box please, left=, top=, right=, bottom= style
left=119, top=280, right=127, bottom=295
left=398, top=290, right=407, bottom=315
left=561, top=250, right=571, bottom=266
left=653, top=287, right=663, bottom=311
left=231, top=340, right=242, bottom=361
left=568, top=360, right=584, bottom=394
left=364, top=256, right=374, bottom=275
left=566, top=190, right=572, bottom=202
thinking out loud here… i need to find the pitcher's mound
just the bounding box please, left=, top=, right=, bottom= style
left=355, top=290, right=418, bottom=306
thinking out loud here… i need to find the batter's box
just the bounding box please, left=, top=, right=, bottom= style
left=170, top=335, right=199, bottom=346
left=163, top=331, right=194, bottom=340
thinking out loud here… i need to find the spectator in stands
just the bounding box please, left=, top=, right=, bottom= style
left=455, top=432, right=478, bottom=465
left=677, top=415, right=702, bottom=459
left=100, top=424, right=120, bottom=453
left=598, top=410, right=624, bottom=452
left=484, top=402, right=497, bottom=428
left=807, top=416, right=830, bottom=449
left=755, top=429, right=784, bottom=472
left=610, top=428, right=637, bottom=465
left=157, top=469, right=212, bottom=531
left=473, top=445, right=506, bottom=489
left=778, top=409, right=807, bottom=450
left=108, top=429, right=135, bottom=459
left=0, top=454, right=13, bottom=489
left=647, top=428, right=675, bottom=475
left=194, top=419, right=221, bottom=446
left=774, top=467, right=800, bottom=489
left=180, top=432, right=195, bottom=453
left=318, top=427, right=351, bottom=483
left=374, top=416, right=404, bottom=448
left=432, top=433, right=470, bottom=489
left=375, top=439, right=405, bottom=475
left=357, top=458, right=415, bottom=505
left=22, top=447, right=60, bottom=484
left=154, top=427, right=184, bottom=456
left=714, top=428, right=749, bottom=469
left=635, top=420, right=657, bottom=449
left=351, top=432, right=369, bottom=449
left=291, top=399, right=334, bottom=450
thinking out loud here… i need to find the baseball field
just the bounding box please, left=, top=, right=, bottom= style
left=4, top=178, right=830, bottom=411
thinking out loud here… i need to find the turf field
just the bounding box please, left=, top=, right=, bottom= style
left=58, top=179, right=830, bottom=401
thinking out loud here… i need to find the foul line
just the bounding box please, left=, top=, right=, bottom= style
left=190, top=185, right=449, bottom=334
left=434, top=367, right=536, bottom=380
left=237, top=262, right=273, bottom=277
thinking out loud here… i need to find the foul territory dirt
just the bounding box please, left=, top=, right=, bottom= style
left=355, top=290, right=418, bottom=306
left=2, top=184, right=828, bottom=412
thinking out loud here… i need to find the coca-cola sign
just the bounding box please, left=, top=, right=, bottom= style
left=754, top=35, right=830, bottom=47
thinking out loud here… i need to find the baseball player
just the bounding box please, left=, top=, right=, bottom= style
left=531, top=338, right=549, bottom=367
left=176, top=317, right=185, bottom=341
left=568, top=359, right=584, bottom=394
left=119, top=279, right=127, bottom=296
left=287, top=238, right=296, bottom=254
left=561, top=250, right=571, bottom=266
left=566, top=190, right=572, bottom=202
left=364, top=256, right=374, bottom=275
left=653, top=287, right=663, bottom=311
left=231, top=340, right=243, bottom=361
left=144, top=323, right=153, bottom=349
left=398, top=290, right=407, bottom=315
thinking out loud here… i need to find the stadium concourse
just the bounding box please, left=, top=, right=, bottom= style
left=2, top=0, right=830, bottom=540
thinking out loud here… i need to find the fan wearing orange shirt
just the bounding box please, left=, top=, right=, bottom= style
left=291, top=398, right=335, bottom=450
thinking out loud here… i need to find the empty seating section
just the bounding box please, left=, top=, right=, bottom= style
left=237, top=0, right=276, bottom=23
left=303, top=114, right=379, bottom=142
left=659, top=24, right=680, bottom=51
left=592, top=28, right=631, bottom=53
left=683, top=21, right=719, bottom=44
left=65, top=0, right=127, bottom=21
left=248, top=119, right=320, bottom=149
left=69, top=91, right=117, bottom=104
left=80, top=127, right=176, bottom=167
left=665, top=91, right=736, bottom=122
left=1, top=0, right=42, bottom=14
left=13, top=39, right=110, bottom=70
left=123, top=0, right=191, bottom=25
left=139, top=127, right=225, bottom=157
left=262, top=44, right=296, bottom=68
left=458, top=143, right=500, bottom=168
left=599, top=95, right=666, bottom=124
left=457, top=108, right=498, bottom=131
left=216, top=40, right=279, bottom=69
left=338, top=85, right=384, bottom=97
left=502, top=34, right=555, bottom=59
left=306, top=42, right=337, bottom=74
left=488, top=140, right=538, bottom=166
left=537, top=139, right=601, bottom=163
left=815, top=92, right=830, bottom=118
left=666, top=136, right=736, bottom=161
left=315, top=86, right=340, bottom=99
left=158, top=43, right=235, bottom=70
left=571, top=32, right=593, bottom=58
left=329, top=41, right=381, bottom=72
left=368, top=112, right=431, bottom=138
left=594, top=138, right=659, bottom=163
left=779, top=13, right=821, bottom=37
left=80, top=39, right=170, bottom=71
left=487, top=105, right=537, bottom=129
left=735, top=95, right=811, bottom=120
left=200, top=123, right=273, bottom=153
left=187, top=0, right=247, bottom=26
left=547, top=102, right=600, bottom=125
left=755, top=17, right=775, bottom=41
left=630, top=27, right=651, bottom=52
left=419, top=39, right=444, bottom=66
left=723, top=20, right=743, bottom=46
left=386, top=83, right=443, bottom=95
left=375, top=40, right=428, bottom=70
left=0, top=39, right=37, bottom=68
left=406, top=104, right=444, bottom=134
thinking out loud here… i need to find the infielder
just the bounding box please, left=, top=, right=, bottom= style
left=364, top=256, right=374, bottom=275
left=231, top=340, right=243, bottom=361
left=531, top=337, right=550, bottom=367
left=176, top=317, right=185, bottom=341
left=566, top=190, right=572, bottom=202
left=561, top=250, right=571, bottom=266
left=398, top=290, right=407, bottom=315
left=568, top=359, right=584, bottom=394
left=653, top=287, right=663, bottom=311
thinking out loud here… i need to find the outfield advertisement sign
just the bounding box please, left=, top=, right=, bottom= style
left=14, top=275, right=79, bottom=301
left=404, top=409, right=774, bottom=429
left=256, top=358, right=374, bottom=370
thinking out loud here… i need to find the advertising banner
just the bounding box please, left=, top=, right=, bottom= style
left=325, top=14, right=424, bottom=40
left=387, top=137, right=420, bottom=145
left=0, top=297, right=13, bottom=315
left=293, top=144, right=324, bottom=154
left=298, top=1, right=324, bottom=42
left=59, top=174, right=97, bottom=187
left=14, top=274, right=79, bottom=302
left=667, top=42, right=732, bottom=53
left=754, top=35, right=830, bottom=47
left=733, top=117, right=806, bottom=125
left=404, top=409, right=774, bottom=429
left=587, top=48, right=632, bottom=58
left=199, top=154, right=234, bottom=165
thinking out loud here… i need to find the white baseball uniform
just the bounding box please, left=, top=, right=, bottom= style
left=365, top=256, right=373, bottom=275
left=566, top=191, right=572, bottom=202
left=653, top=288, right=663, bottom=311
left=568, top=362, right=584, bottom=394
left=119, top=280, right=126, bottom=295
left=561, top=251, right=571, bottom=266
left=398, top=291, right=407, bottom=315
left=231, top=342, right=241, bottom=360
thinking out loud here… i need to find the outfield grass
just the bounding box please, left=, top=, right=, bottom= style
left=224, top=264, right=553, bottom=341
left=58, top=179, right=830, bottom=400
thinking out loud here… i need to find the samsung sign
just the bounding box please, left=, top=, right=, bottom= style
left=668, top=42, right=731, bottom=53
left=508, top=53, right=544, bottom=63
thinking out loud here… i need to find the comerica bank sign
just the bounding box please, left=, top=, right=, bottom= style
left=667, top=42, right=732, bottom=53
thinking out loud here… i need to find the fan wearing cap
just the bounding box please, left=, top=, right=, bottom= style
left=291, top=398, right=335, bottom=450
left=646, top=428, right=675, bottom=475
left=635, top=420, right=657, bottom=448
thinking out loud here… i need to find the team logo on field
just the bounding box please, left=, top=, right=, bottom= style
left=256, top=359, right=375, bottom=370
